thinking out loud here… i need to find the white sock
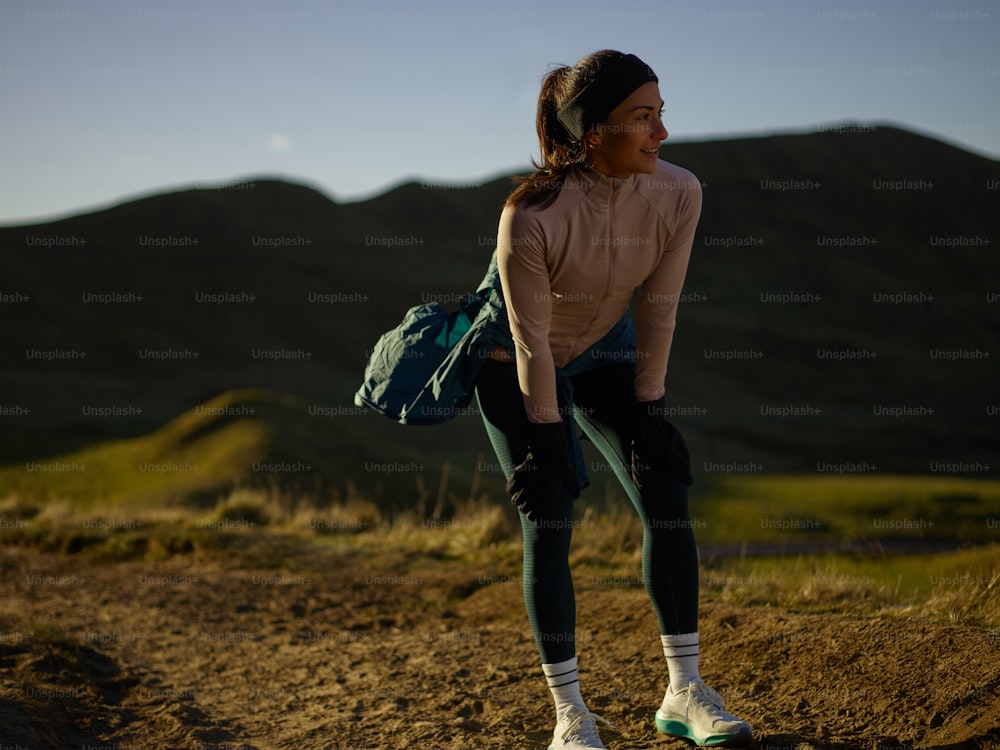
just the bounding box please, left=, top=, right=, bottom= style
left=662, top=632, right=700, bottom=694
left=542, top=656, right=585, bottom=720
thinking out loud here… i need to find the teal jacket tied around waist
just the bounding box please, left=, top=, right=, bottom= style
left=354, top=249, right=637, bottom=491
left=353, top=251, right=513, bottom=425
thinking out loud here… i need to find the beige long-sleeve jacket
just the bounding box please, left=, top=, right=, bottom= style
left=496, top=159, right=702, bottom=423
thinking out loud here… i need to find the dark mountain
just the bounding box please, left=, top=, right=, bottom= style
left=1, top=122, right=997, bottom=505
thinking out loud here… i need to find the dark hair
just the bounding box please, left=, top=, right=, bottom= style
left=506, top=49, right=631, bottom=210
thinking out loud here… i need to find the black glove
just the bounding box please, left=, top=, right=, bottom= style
left=630, top=397, right=693, bottom=488
left=506, top=420, right=578, bottom=521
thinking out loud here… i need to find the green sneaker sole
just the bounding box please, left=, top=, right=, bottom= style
left=655, top=716, right=752, bottom=747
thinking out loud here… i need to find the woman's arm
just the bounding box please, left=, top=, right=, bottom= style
left=496, top=205, right=562, bottom=423
left=633, top=179, right=703, bottom=402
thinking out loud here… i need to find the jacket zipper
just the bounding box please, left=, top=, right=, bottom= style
left=603, top=181, right=618, bottom=312
left=574, top=179, right=619, bottom=359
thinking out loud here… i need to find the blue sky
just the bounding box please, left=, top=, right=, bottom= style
left=1, top=0, right=997, bottom=224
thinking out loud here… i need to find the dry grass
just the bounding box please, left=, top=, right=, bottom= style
left=3, top=487, right=998, bottom=630
left=698, top=546, right=1000, bottom=629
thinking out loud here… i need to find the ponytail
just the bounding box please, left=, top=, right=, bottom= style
left=505, top=65, right=585, bottom=209
left=505, top=50, right=646, bottom=210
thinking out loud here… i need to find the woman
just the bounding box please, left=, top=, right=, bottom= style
left=475, top=50, right=752, bottom=748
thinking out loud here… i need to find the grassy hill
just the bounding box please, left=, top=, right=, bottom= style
left=0, top=388, right=401, bottom=509
left=1, top=122, right=997, bottom=509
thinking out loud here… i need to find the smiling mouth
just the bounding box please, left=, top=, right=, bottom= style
left=641, top=148, right=659, bottom=155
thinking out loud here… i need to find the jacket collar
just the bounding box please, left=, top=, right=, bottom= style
left=570, top=165, right=635, bottom=203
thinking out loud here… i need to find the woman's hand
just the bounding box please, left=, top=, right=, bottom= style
left=506, top=421, right=578, bottom=520
left=630, top=398, right=693, bottom=488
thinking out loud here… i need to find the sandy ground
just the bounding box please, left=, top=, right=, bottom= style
left=1, top=543, right=998, bottom=750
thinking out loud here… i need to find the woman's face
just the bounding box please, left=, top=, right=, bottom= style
left=586, top=82, right=668, bottom=179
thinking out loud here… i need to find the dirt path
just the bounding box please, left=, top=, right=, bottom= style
left=1, top=545, right=998, bottom=749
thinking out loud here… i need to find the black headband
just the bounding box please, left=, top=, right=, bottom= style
left=556, top=53, right=658, bottom=141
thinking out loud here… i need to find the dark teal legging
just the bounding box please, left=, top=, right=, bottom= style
left=475, top=360, right=699, bottom=664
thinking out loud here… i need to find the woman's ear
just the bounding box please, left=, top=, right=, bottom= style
left=585, top=129, right=602, bottom=148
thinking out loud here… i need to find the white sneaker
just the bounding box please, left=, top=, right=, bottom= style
left=548, top=704, right=615, bottom=749
left=655, top=678, right=752, bottom=747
